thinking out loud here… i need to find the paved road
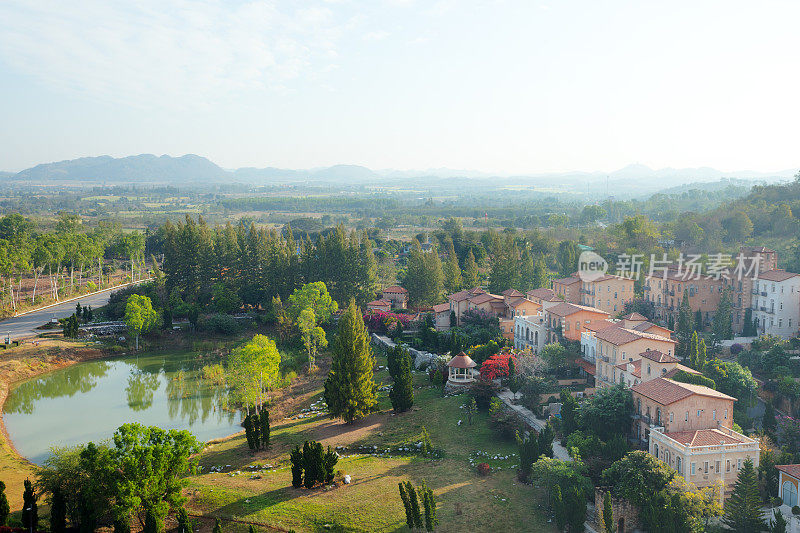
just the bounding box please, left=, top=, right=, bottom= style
left=0, top=289, right=121, bottom=341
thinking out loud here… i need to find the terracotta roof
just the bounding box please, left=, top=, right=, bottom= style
left=448, top=290, right=472, bottom=302
left=576, top=359, right=596, bottom=376
left=639, top=349, right=679, bottom=364
left=622, top=312, right=648, bottom=321
left=583, top=320, right=617, bottom=332
left=663, top=364, right=701, bottom=378
left=742, top=246, right=776, bottom=254
left=468, top=287, right=486, bottom=296
left=507, top=296, right=536, bottom=308
left=527, top=288, right=557, bottom=300
left=553, top=276, right=581, bottom=286
left=470, top=292, right=503, bottom=305
left=367, top=299, right=391, bottom=307
left=382, top=285, right=408, bottom=294
left=595, top=325, right=675, bottom=346
left=631, top=377, right=736, bottom=405
left=758, top=270, right=800, bottom=282
left=615, top=359, right=641, bottom=378
left=432, top=303, right=450, bottom=313
left=591, top=274, right=634, bottom=283
left=502, top=289, right=524, bottom=297
left=776, top=465, right=800, bottom=479
left=631, top=321, right=671, bottom=335
left=447, top=352, right=477, bottom=368
left=547, top=302, right=608, bottom=318
left=664, top=428, right=750, bottom=447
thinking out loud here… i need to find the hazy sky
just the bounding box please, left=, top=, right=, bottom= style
left=1, top=0, right=799, bottom=173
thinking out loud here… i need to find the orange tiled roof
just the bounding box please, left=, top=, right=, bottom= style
left=663, top=364, right=701, bottom=378
left=631, top=377, right=736, bottom=405
left=758, top=270, right=800, bottom=282
left=615, top=359, right=642, bottom=378
left=382, top=285, right=408, bottom=294
left=622, top=312, right=648, bottom=321
left=595, top=325, right=675, bottom=346
left=502, top=289, right=524, bottom=297
left=583, top=320, right=617, bottom=332
left=432, top=303, right=450, bottom=313
left=447, top=352, right=477, bottom=369
left=576, top=359, right=596, bottom=376
left=664, top=428, right=749, bottom=447
left=367, top=299, right=391, bottom=307
left=527, top=288, right=557, bottom=300
left=547, top=302, right=608, bottom=318
left=553, top=276, right=581, bottom=286
left=776, top=465, right=800, bottom=479
left=639, top=349, right=679, bottom=364
left=470, top=292, right=503, bottom=305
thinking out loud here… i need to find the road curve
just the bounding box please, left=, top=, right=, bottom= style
left=0, top=288, right=124, bottom=341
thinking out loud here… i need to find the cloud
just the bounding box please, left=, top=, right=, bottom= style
left=0, top=0, right=351, bottom=109
left=363, top=30, right=390, bottom=41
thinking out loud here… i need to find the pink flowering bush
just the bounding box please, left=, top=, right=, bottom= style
left=363, top=311, right=413, bottom=334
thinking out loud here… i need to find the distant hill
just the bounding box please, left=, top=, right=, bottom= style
left=12, top=154, right=227, bottom=183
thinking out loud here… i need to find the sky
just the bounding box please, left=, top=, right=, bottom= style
left=1, top=0, right=799, bottom=174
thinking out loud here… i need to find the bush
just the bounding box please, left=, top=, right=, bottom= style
left=197, top=314, right=242, bottom=335
left=469, top=378, right=499, bottom=410
left=772, top=497, right=784, bottom=507
left=793, top=505, right=800, bottom=515
left=730, top=343, right=743, bottom=355
left=477, top=463, right=491, bottom=476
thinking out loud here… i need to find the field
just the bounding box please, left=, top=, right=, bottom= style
left=185, top=354, right=556, bottom=533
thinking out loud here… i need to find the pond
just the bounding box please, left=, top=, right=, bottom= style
left=3, top=352, right=239, bottom=464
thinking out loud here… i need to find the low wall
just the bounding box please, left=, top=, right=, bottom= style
left=371, top=334, right=437, bottom=370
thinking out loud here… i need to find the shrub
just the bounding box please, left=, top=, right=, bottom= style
left=792, top=505, right=800, bottom=515
left=476, top=463, right=491, bottom=476
left=480, top=353, right=515, bottom=380
left=469, top=377, right=499, bottom=410
left=197, top=313, right=242, bottom=335
left=730, top=343, right=743, bottom=355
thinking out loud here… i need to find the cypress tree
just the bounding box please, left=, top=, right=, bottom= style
left=251, top=413, right=261, bottom=450
left=462, top=249, right=480, bottom=289
left=763, top=401, right=777, bottom=433
left=560, top=390, right=578, bottom=438
left=667, top=314, right=675, bottom=331
left=689, top=331, right=699, bottom=369
left=212, top=517, right=223, bottom=533
left=399, top=482, right=413, bottom=529
left=532, top=255, right=550, bottom=290
left=21, top=478, right=37, bottom=533
left=713, top=288, right=734, bottom=343
left=695, top=309, right=703, bottom=331
left=407, top=482, right=423, bottom=529
left=566, top=486, right=587, bottom=533
left=420, top=480, right=437, bottom=531
left=387, top=345, right=403, bottom=382
left=518, top=249, right=536, bottom=292
left=323, top=446, right=338, bottom=484
left=516, top=430, right=539, bottom=481
left=303, top=441, right=316, bottom=488
left=0, top=481, right=9, bottom=526
left=389, top=349, right=414, bottom=413
left=602, top=491, right=615, bottom=533
left=553, top=485, right=567, bottom=531
left=260, top=410, right=270, bottom=448
left=696, top=338, right=707, bottom=371
left=676, top=291, right=694, bottom=362
left=443, top=239, right=463, bottom=294
left=290, top=445, right=304, bottom=488
left=324, top=300, right=378, bottom=424
left=243, top=414, right=255, bottom=451
left=249, top=525, right=257, bottom=533
left=723, top=458, right=766, bottom=533
left=50, top=487, right=67, bottom=533
left=537, top=422, right=555, bottom=459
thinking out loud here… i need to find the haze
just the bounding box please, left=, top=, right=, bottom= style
left=1, top=0, right=799, bottom=174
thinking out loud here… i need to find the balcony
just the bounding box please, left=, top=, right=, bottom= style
left=601, top=355, right=610, bottom=362
left=761, top=291, right=768, bottom=297
left=631, top=413, right=642, bottom=420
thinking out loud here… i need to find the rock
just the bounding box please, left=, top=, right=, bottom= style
left=344, top=474, right=351, bottom=484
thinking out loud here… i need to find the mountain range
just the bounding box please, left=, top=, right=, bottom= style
left=2, top=154, right=796, bottom=193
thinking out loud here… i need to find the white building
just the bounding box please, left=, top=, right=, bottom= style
left=752, top=270, right=800, bottom=339
left=514, top=313, right=547, bottom=353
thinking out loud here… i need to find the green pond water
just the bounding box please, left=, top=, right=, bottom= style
left=3, top=352, right=239, bottom=464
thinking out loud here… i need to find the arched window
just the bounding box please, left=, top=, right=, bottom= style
left=783, top=481, right=798, bottom=507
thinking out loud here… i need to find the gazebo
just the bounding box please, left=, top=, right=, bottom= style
left=446, top=352, right=478, bottom=386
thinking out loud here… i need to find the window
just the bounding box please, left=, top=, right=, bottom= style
left=704, top=461, right=709, bottom=473
left=669, top=412, right=674, bottom=422
left=713, top=409, right=716, bottom=420
left=738, top=459, right=742, bottom=470
left=676, top=456, right=682, bottom=474
left=724, top=409, right=728, bottom=420
left=715, top=461, right=721, bottom=473
left=697, top=410, right=702, bottom=417
left=685, top=411, right=689, bottom=421
left=691, top=462, right=696, bottom=475
left=726, top=460, right=731, bottom=472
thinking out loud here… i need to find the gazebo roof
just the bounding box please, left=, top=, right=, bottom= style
left=447, top=352, right=477, bottom=369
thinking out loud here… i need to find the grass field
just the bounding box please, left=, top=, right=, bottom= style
left=185, top=356, right=556, bottom=533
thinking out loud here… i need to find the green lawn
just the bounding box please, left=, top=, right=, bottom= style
left=186, top=356, right=556, bottom=533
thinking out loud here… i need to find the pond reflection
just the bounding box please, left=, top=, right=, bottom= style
left=3, top=352, right=239, bottom=465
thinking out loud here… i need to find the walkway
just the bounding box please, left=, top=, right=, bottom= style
left=497, top=389, right=571, bottom=461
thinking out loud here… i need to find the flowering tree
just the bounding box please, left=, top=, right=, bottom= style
left=362, top=311, right=414, bottom=333
left=480, top=353, right=516, bottom=380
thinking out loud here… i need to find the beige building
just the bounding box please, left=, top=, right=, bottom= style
left=580, top=274, right=636, bottom=315
left=381, top=285, right=409, bottom=309
left=615, top=349, right=699, bottom=388
left=644, top=268, right=725, bottom=327
left=594, top=326, right=676, bottom=388
left=545, top=302, right=610, bottom=342
left=432, top=302, right=451, bottom=331
left=552, top=276, right=581, bottom=303
left=446, top=286, right=541, bottom=332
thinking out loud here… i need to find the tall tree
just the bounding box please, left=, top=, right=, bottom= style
left=403, top=240, right=444, bottom=306
left=21, top=478, right=38, bottom=532
left=518, top=248, right=536, bottom=292
left=227, top=334, right=282, bottom=411
left=287, top=281, right=338, bottom=324
left=124, top=294, right=158, bottom=350
left=688, top=331, right=700, bottom=369
left=488, top=234, right=519, bottom=293
left=723, top=458, right=765, bottom=533
left=532, top=255, right=550, bottom=290
left=297, top=308, right=327, bottom=370
left=602, top=491, right=615, bottom=533
left=0, top=481, right=8, bottom=526
left=696, top=338, right=707, bottom=371
left=713, top=288, right=734, bottom=345
left=443, top=239, right=463, bottom=294
left=324, top=300, right=378, bottom=423
left=462, top=249, right=480, bottom=289
left=560, top=390, right=578, bottom=438
left=389, top=348, right=414, bottom=413
left=676, top=291, right=694, bottom=363
left=557, top=240, right=580, bottom=277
